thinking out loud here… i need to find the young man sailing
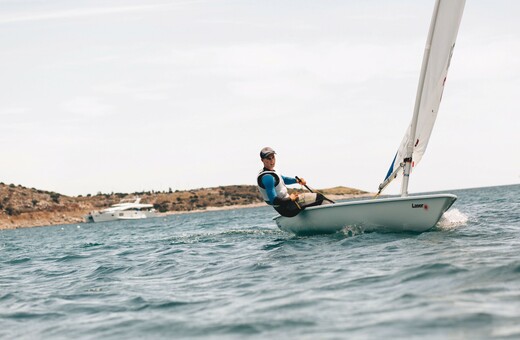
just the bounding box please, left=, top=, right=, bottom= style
left=257, top=147, right=327, bottom=217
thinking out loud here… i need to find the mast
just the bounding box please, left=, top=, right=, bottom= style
left=400, top=0, right=442, bottom=197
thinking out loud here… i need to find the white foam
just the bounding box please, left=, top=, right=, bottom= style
left=341, top=225, right=365, bottom=237
left=437, top=209, right=469, bottom=230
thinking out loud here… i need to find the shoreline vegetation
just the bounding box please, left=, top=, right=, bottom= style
left=0, top=182, right=370, bottom=230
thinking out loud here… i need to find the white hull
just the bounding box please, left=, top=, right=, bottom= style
left=89, top=210, right=158, bottom=223
left=274, top=194, right=457, bottom=235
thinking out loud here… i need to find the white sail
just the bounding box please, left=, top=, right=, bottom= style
left=379, top=0, right=466, bottom=194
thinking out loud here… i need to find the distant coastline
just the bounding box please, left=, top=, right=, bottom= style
left=0, top=183, right=370, bottom=230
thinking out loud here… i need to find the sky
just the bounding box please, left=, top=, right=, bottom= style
left=1, top=0, right=519, bottom=197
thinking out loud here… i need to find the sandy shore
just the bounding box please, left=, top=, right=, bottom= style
left=158, top=193, right=373, bottom=217
left=0, top=193, right=373, bottom=230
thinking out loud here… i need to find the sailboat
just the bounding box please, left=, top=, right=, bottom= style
left=275, top=0, right=466, bottom=235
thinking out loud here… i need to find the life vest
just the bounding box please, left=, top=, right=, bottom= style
left=257, top=168, right=289, bottom=205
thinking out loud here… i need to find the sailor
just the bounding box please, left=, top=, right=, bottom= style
left=257, top=147, right=326, bottom=217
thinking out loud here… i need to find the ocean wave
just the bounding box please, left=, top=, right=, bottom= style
left=1, top=185, right=519, bottom=338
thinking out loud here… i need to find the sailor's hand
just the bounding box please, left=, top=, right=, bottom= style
left=297, top=177, right=306, bottom=186
left=290, top=193, right=299, bottom=201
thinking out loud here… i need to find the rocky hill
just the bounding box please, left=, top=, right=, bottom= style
left=0, top=182, right=368, bottom=229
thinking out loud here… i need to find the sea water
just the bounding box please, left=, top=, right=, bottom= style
left=1, top=184, right=519, bottom=339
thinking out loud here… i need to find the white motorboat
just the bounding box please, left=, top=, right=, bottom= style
left=276, top=0, right=465, bottom=235
left=85, top=198, right=158, bottom=223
